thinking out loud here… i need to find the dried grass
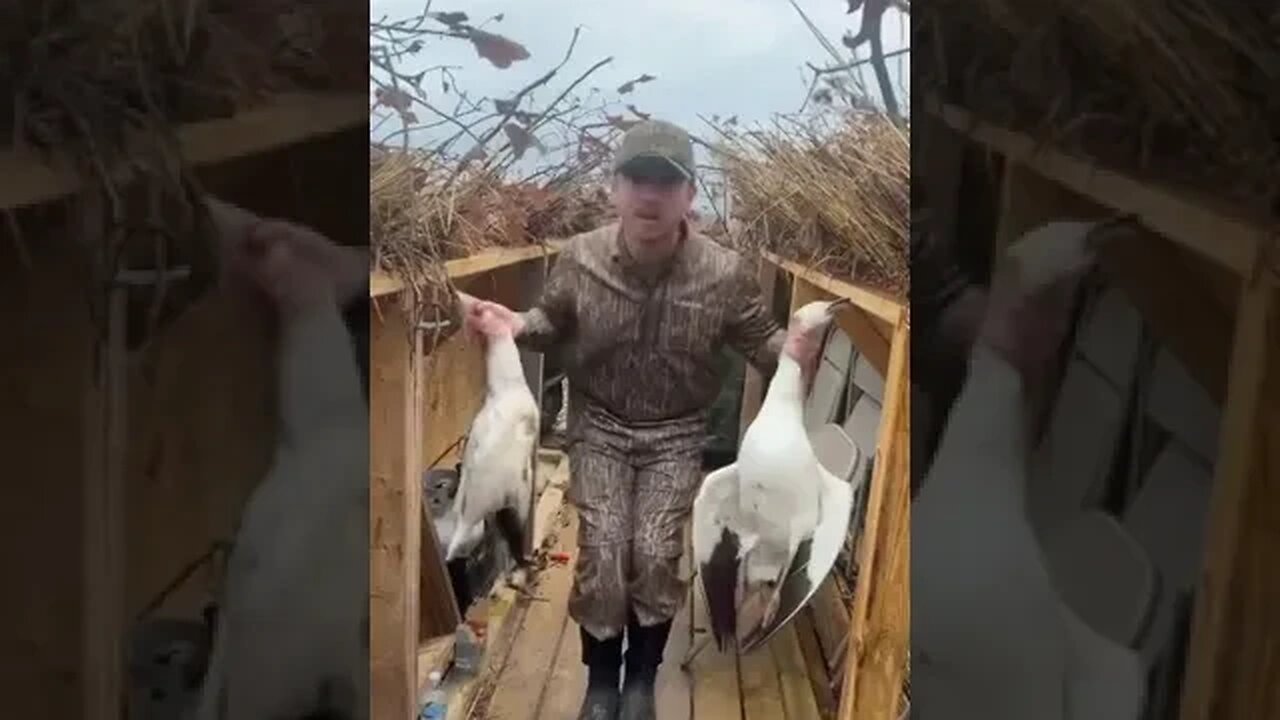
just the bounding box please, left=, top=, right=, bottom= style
left=715, top=111, right=909, bottom=299
left=0, top=0, right=365, bottom=207
left=370, top=148, right=612, bottom=311
left=920, top=0, right=1280, bottom=211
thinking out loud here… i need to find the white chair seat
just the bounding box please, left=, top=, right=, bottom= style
left=1042, top=510, right=1159, bottom=648
left=1030, top=359, right=1127, bottom=535
left=1145, top=348, right=1221, bottom=465
left=804, top=327, right=853, bottom=430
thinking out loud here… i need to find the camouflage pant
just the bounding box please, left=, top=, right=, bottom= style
left=565, top=400, right=705, bottom=641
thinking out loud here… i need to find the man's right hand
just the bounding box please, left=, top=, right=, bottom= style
left=457, top=291, right=525, bottom=339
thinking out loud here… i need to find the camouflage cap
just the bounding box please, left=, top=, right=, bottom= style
left=614, top=119, right=695, bottom=180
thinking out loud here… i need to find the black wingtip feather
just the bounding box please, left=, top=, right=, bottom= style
left=701, top=526, right=741, bottom=652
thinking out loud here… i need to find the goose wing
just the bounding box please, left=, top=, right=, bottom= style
left=741, top=460, right=855, bottom=653
left=692, top=463, right=746, bottom=651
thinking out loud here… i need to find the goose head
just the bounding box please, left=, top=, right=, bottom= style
left=782, top=298, right=850, bottom=378
left=981, top=216, right=1138, bottom=420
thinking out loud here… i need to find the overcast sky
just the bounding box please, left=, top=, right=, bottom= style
left=370, top=0, right=910, bottom=150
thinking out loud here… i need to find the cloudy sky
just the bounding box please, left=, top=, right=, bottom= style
left=370, top=0, right=910, bottom=150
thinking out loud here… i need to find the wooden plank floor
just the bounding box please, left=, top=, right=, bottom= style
left=472, top=517, right=825, bottom=720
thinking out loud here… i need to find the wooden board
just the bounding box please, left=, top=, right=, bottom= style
left=536, top=580, right=591, bottom=720
left=771, top=626, right=826, bottom=720
left=417, top=635, right=457, bottom=694
left=793, top=611, right=840, bottom=718
left=690, top=561, right=743, bottom=719
left=370, top=245, right=561, bottom=298
left=370, top=300, right=422, bottom=720
left=1179, top=279, right=1278, bottom=720
left=763, top=251, right=904, bottom=325
left=926, top=98, right=1266, bottom=279
left=483, top=509, right=579, bottom=720
left=0, top=93, right=367, bottom=212
left=1098, top=233, right=1236, bottom=405
left=739, top=633, right=788, bottom=720
left=81, top=194, right=126, bottom=720
left=808, top=579, right=852, bottom=681
left=838, top=317, right=910, bottom=720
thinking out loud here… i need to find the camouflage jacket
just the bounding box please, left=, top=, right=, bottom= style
left=517, top=222, right=784, bottom=428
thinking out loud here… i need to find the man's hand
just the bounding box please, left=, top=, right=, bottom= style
left=457, top=291, right=525, bottom=341
left=206, top=197, right=367, bottom=308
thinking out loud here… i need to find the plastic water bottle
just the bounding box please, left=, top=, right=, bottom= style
left=420, top=671, right=447, bottom=720
left=453, top=622, right=483, bottom=675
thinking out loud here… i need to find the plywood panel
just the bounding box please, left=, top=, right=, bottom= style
left=690, top=564, right=742, bottom=719
left=838, top=318, right=909, bottom=720
left=371, top=300, right=421, bottom=720
left=537, top=574, right=590, bottom=720
left=740, top=629, right=786, bottom=720
left=0, top=224, right=93, bottom=718
left=1180, top=280, right=1279, bottom=720
left=125, top=289, right=276, bottom=617
left=772, top=625, right=825, bottom=720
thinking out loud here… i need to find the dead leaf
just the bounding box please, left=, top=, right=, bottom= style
left=469, top=29, right=531, bottom=69
left=725, top=115, right=738, bottom=126
left=401, top=111, right=418, bottom=125
left=503, top=123, right=543, bottom=160
left=494, top=98, right=518, bottom=115
left=626, top=104, right=651, bottom=119
left=616, top=74, right=657, bottom=94
left=374, top=86, right=413, bottom=113
left=461, top=144, right=487, bottom=164
left=432, top=11, right=469, bottom=27
left=812, top=88, right=834, bottom=105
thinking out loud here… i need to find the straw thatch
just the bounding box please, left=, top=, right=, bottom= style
left=919, top=0, right=1280, bottom=212
left=370, top=147, right=612, bottom=311
left=716, top=111, right=909, bottom=299
left=1, top=0, right=365, bottom=201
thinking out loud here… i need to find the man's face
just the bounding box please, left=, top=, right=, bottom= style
left=612, top=158, right=696, bottom=253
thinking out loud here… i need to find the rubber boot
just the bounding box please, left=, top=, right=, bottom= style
left=619, top=613, right=672, bottom=720
left=578, top=626, right=623, bottom=720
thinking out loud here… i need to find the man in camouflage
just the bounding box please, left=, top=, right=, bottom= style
left=461, top=119, right=784, bottom=720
